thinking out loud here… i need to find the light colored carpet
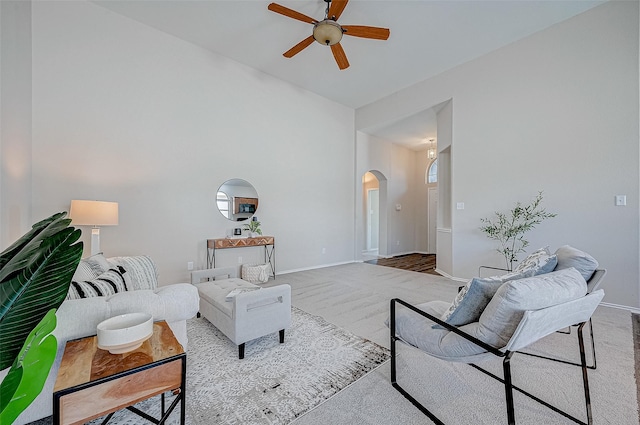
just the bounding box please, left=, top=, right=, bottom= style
left=30, top=262, right=640, bottom=424
left=271, top=263, right=639, bottom=425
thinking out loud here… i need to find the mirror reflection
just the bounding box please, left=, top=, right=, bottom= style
left=216, top=179, right=259, bottom=222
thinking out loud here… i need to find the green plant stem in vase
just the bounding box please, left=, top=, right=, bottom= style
left=479, top=192, right=556, bottom=271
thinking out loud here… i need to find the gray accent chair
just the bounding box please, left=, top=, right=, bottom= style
left=191, top=267, right=291, bottom=359
left=389, top=267, right=604, bottom=425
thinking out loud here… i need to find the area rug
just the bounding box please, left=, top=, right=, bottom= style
left=76, top=307, right=389, bottom=425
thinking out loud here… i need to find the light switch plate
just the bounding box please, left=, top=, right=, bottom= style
left=615, top=195, right=627, bottom=206
left=456, top=202, right=465, bottom=210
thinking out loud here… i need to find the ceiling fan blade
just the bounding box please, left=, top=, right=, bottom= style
left=330, top=43, right=350, bottom=70
left=268, top=3, right=317, bottom=24
left=342, top=25, right=390, bottom=40
left=328, top=0, right=349, bottom=20
left=283, top=36, right=315, bottom=58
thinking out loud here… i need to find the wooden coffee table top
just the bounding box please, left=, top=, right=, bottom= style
left=54, top=321, right=184, bottom=393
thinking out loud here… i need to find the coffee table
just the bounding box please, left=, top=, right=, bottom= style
left=53, top=320, right=186, bottom=425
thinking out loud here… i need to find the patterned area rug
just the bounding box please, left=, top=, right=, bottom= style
left=39, top=307, right=388, bottom=425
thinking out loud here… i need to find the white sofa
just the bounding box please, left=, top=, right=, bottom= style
left=4, top=254, right=200, bottom=425
left=191, top=267, right=291, bottom=359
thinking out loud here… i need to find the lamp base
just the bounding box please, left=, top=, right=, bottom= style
left=90, top=227, right=101, bottom=256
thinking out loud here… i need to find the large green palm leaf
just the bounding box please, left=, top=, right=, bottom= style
left=0, top=213, right=83, bottom=370
left=0, top=309, right=58, bottom=424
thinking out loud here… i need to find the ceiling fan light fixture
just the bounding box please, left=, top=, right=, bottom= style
left=313, top=19, right=343, bottom=45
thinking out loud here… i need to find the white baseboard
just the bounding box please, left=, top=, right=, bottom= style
left=434, top=268, right=467, bottom=282
left=278, top=261, right=356, bottom=275
left=599, top=302, right=640, bottom=314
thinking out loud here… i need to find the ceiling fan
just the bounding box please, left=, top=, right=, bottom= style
left=267, top=0, right=390, bottom=70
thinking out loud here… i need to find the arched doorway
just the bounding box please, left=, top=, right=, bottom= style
left=362, top=170, right=388, bottom=259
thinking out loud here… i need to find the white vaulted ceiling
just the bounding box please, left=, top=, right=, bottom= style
left=92, top=0, right=604, bottom=149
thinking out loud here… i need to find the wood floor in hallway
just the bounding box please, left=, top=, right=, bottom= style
left=364, top=253, right=439, bottom=275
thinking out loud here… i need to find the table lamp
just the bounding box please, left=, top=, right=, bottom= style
left=69, top=200, right=119, bottom=256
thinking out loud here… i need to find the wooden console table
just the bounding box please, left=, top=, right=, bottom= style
left=207, top=236, right=275, bottom=279
left=53, top=321, right=186, bottom=425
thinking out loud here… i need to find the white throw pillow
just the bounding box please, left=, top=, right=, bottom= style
left=66, top=267, right=128, bottom=300
left=553, top=245, right=599, bottom=281
left=107, top=256, right=158, bottom=290
left=513, top=247, right=557, bottom=275
left=71, top=253, right=111, bottom=282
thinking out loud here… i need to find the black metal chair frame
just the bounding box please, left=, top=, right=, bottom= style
left=390, top=298, right=594, bottom=425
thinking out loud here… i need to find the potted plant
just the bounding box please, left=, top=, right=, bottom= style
left=0, top=212, right=83, bottom=424
left=243, top=220, right=262, bottom=238
left=479, top=192, right=556, bottom=271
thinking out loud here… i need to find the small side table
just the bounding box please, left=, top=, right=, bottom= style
left=53, top=321, right=186, bottom=425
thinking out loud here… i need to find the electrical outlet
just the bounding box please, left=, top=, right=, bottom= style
left=238, top=256, right=243, bottom=264
left=322, top=248, right=326, bottom=254
left=187, top=261, right=194, bottom=271
left=396, top=241, right=400, bottom=246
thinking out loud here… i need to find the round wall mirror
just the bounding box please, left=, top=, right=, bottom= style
left=216, top=179, right=259, bottom=222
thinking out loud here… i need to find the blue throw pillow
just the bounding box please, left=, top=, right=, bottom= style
left=435, top=269, right=536, bottom=329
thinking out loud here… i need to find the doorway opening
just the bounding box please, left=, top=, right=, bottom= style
left=362, top=170, right=387, bottom=261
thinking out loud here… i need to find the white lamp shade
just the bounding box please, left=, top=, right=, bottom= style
left=69, top=200, right=119, bottom=226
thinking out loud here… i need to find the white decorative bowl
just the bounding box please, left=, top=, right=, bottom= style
left=97, top=313, right=153, bottom=354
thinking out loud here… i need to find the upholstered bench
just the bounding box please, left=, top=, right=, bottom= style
left=191, top=267, right=291, bottom=359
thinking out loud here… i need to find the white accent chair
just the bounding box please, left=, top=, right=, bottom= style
left=191, top=267, right=291, bottom=359
left=389, top=267, right=604, bottom=425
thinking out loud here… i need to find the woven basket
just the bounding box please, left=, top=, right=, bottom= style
left=242, top=263, right=270, bottom=283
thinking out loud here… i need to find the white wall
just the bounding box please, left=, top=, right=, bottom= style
left=357, top=1, right=640, bottom=308
left=356, top=132, right=427, bottom=259
left=26, top=1, right=355, bottom=284
left=0, top=1, right=32, bottom=248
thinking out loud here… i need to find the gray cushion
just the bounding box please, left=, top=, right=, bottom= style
left=194, top=277, right=258, bottom=318
left=393, top=301, right=502, bottom=362
left=437, top=269, right=535, bottom=328
left=477, top=267, right=587, bottom=348
left=513, top=246, right=558, bottom=275
left=553, top=245, right=598, bottom=281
